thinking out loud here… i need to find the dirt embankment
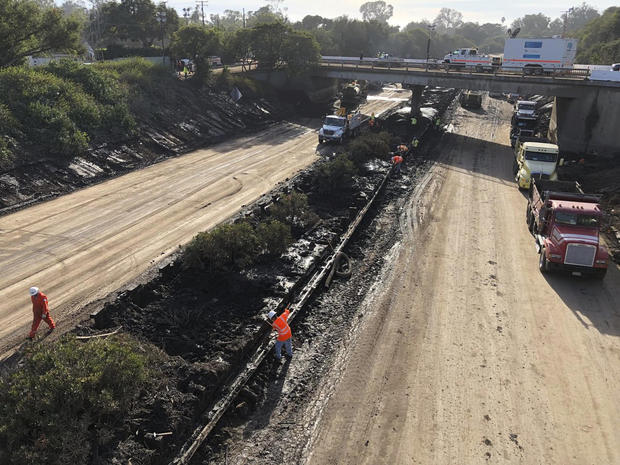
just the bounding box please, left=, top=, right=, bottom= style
left=63, top=87, right=458, bottom=464
left=0, top=84, right=289, bottom=213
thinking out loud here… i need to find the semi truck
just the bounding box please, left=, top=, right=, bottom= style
left=513, top=138, right=560, bottom=189
left=502, top=38, right=577, bottom=74
left=318, top=111, right=362, bottom=144
left=526, top=179, right=608, bottom=279
left=443, top=48, right=500, bottom=72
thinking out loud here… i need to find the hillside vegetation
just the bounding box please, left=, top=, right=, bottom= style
left=576, top=7, right=620, bottom=64
left=0, top=58, right=169, bottom=170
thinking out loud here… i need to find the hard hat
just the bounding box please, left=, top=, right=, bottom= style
left=29, top=287, right=39, bottom=296
left=268, top=310, right=276, bottom=319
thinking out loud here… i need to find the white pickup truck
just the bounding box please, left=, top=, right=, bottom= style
left=443, top=48, right=500, bottom=71
left=318, top=112, right=362, bottom=144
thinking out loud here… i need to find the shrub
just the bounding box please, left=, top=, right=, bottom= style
left=0, top=335, right=157, bottom=465
left=313, top=154, right=357, bottom=198
left=183, top=222, right=259, bottom=272
left=0, top=64, right=138, bottom=160
left=214, top=68, right=261, bottom=97
left=256, top=220, right=292, bottom=257
left=348, top=131, right=391, bottom=167
left=270, top=190, right=318, bottom=229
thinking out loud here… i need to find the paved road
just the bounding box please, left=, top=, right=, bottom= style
left=306, top=97, right=620, bottom=464
left=0, top=88, right=408, bottom=353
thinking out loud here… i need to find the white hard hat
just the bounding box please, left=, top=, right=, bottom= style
left=29, top=287, right=39, bottom=296
left=267, top=310, right=276, bottom=319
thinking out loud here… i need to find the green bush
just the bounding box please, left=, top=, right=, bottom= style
left=214, top=68, right=261, bottom=97
left=183, top=222, right=259, bottom=272
left=95, top=57, right=172, bottom=95
left=348, top=131, right=391, bottom=167
left=257, top=220, right=292, bottom=257
left=313, top=154, right=357, bottom=198
left=269, top=190, right=318, bottom=229
left=0, top=335, right=157, bottom=465
left=0, top=63, right=139, bottom=160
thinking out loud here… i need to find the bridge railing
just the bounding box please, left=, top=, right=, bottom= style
left=318, top=58, right=590, bottom=80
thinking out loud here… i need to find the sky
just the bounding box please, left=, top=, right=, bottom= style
left=163, top=0, right=618, bottom=27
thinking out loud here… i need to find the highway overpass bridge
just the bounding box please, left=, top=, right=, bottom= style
left=251, top=59, right=620, bottom=155
left=313, top=58, right=620, bottom=156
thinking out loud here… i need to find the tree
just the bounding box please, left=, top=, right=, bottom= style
left=281, top=29, right=321, bottom=73
left=251, top=22, right=288, bottom=68
left=575, top=6, right=620, bottom=63
left=246, top=5, right=284, bottom=27
left=510, top=13, right=551, bottom=37
left=0, top=0, right=82, bottom=68
left=434, top=8, right=463, bottom=34
left=566, top=3, right=600, bottom=33
left=359, top=1, right=393, bottom=23
left=169, top=25, right=221, bottom=82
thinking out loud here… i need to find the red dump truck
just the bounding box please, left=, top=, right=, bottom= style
left=526, top=179, right=609, bottom=279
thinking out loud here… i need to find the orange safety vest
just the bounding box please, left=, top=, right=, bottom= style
left=272, top=309, right=292, bottom=341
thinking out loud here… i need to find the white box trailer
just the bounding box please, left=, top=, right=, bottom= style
left=502, top=38, right=577, bottom=73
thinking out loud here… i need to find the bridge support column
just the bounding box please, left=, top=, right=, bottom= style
left=549, top=89, right=620, bottom=156
left=409, top=85, right=425, bottom=116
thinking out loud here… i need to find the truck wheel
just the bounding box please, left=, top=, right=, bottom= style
left=593, top=268, right=607, bottom=280
left=539, top=248, right=549, bottom=274
left=318, top=137, right=323, bottom=144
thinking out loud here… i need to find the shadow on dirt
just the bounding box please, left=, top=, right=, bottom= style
left=542, top=264, right=620, bottom=337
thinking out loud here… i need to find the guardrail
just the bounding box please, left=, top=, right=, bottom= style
left=318, top=58, right=590, bottom=80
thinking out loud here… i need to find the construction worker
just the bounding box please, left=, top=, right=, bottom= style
left=435, top=116, right=441, bottom=129
left=28, top=287, right=55, bottom=339
left=412, top=137, right=419, bottom=149
left=268, top=308, right=292, bottom=360
left=410, top=116, right=417, bottom=126
left=398, top=144, right=409, bottom=156
left=391, top=154, right=404, bottom=174
left=369, top=112, right=375, bottom=128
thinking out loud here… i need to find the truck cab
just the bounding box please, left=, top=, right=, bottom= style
left=318, top=112, right=361, bottom=144
left=514, top=100, right=537, bottom=118
left=513, top=141, right=559, bottom=189
left=527, top=179, right=608, bottom=278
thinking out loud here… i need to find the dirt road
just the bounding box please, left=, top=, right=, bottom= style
left=0, top=88, right=408, bottom=353
left=306, top=97, right=620, bottom=464
left=211, top=96, right=620, bottom=465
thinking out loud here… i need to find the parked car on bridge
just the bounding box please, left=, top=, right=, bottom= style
left=612, top=63, right=620, bottom=71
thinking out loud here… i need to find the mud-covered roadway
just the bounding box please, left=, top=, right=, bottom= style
left=0, top=86, right=410, bottom=357
left=206, top=96, right=620, bottom=464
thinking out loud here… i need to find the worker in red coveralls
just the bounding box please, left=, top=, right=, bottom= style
left=268, top=308, right=292, bottom=360
left=28, top=287, right=55, bottom=339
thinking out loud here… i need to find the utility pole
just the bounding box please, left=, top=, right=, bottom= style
left=426, top=23, right=436, bottom=71
left=196, top=0, right=207, bottom=26
left=243, top=8, right=246, bottom=28
left=156, top=2, right=167, bottom=65
left=561, top=7, right=574, bottom=37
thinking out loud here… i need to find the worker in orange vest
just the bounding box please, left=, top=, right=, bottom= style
left=28, top=287, right=56, bottom=339
left=392, top=154, right=404, bottom=174
left=397, top=144, right=409, bottom=156
left=268, top=308, right=292, bottom=359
